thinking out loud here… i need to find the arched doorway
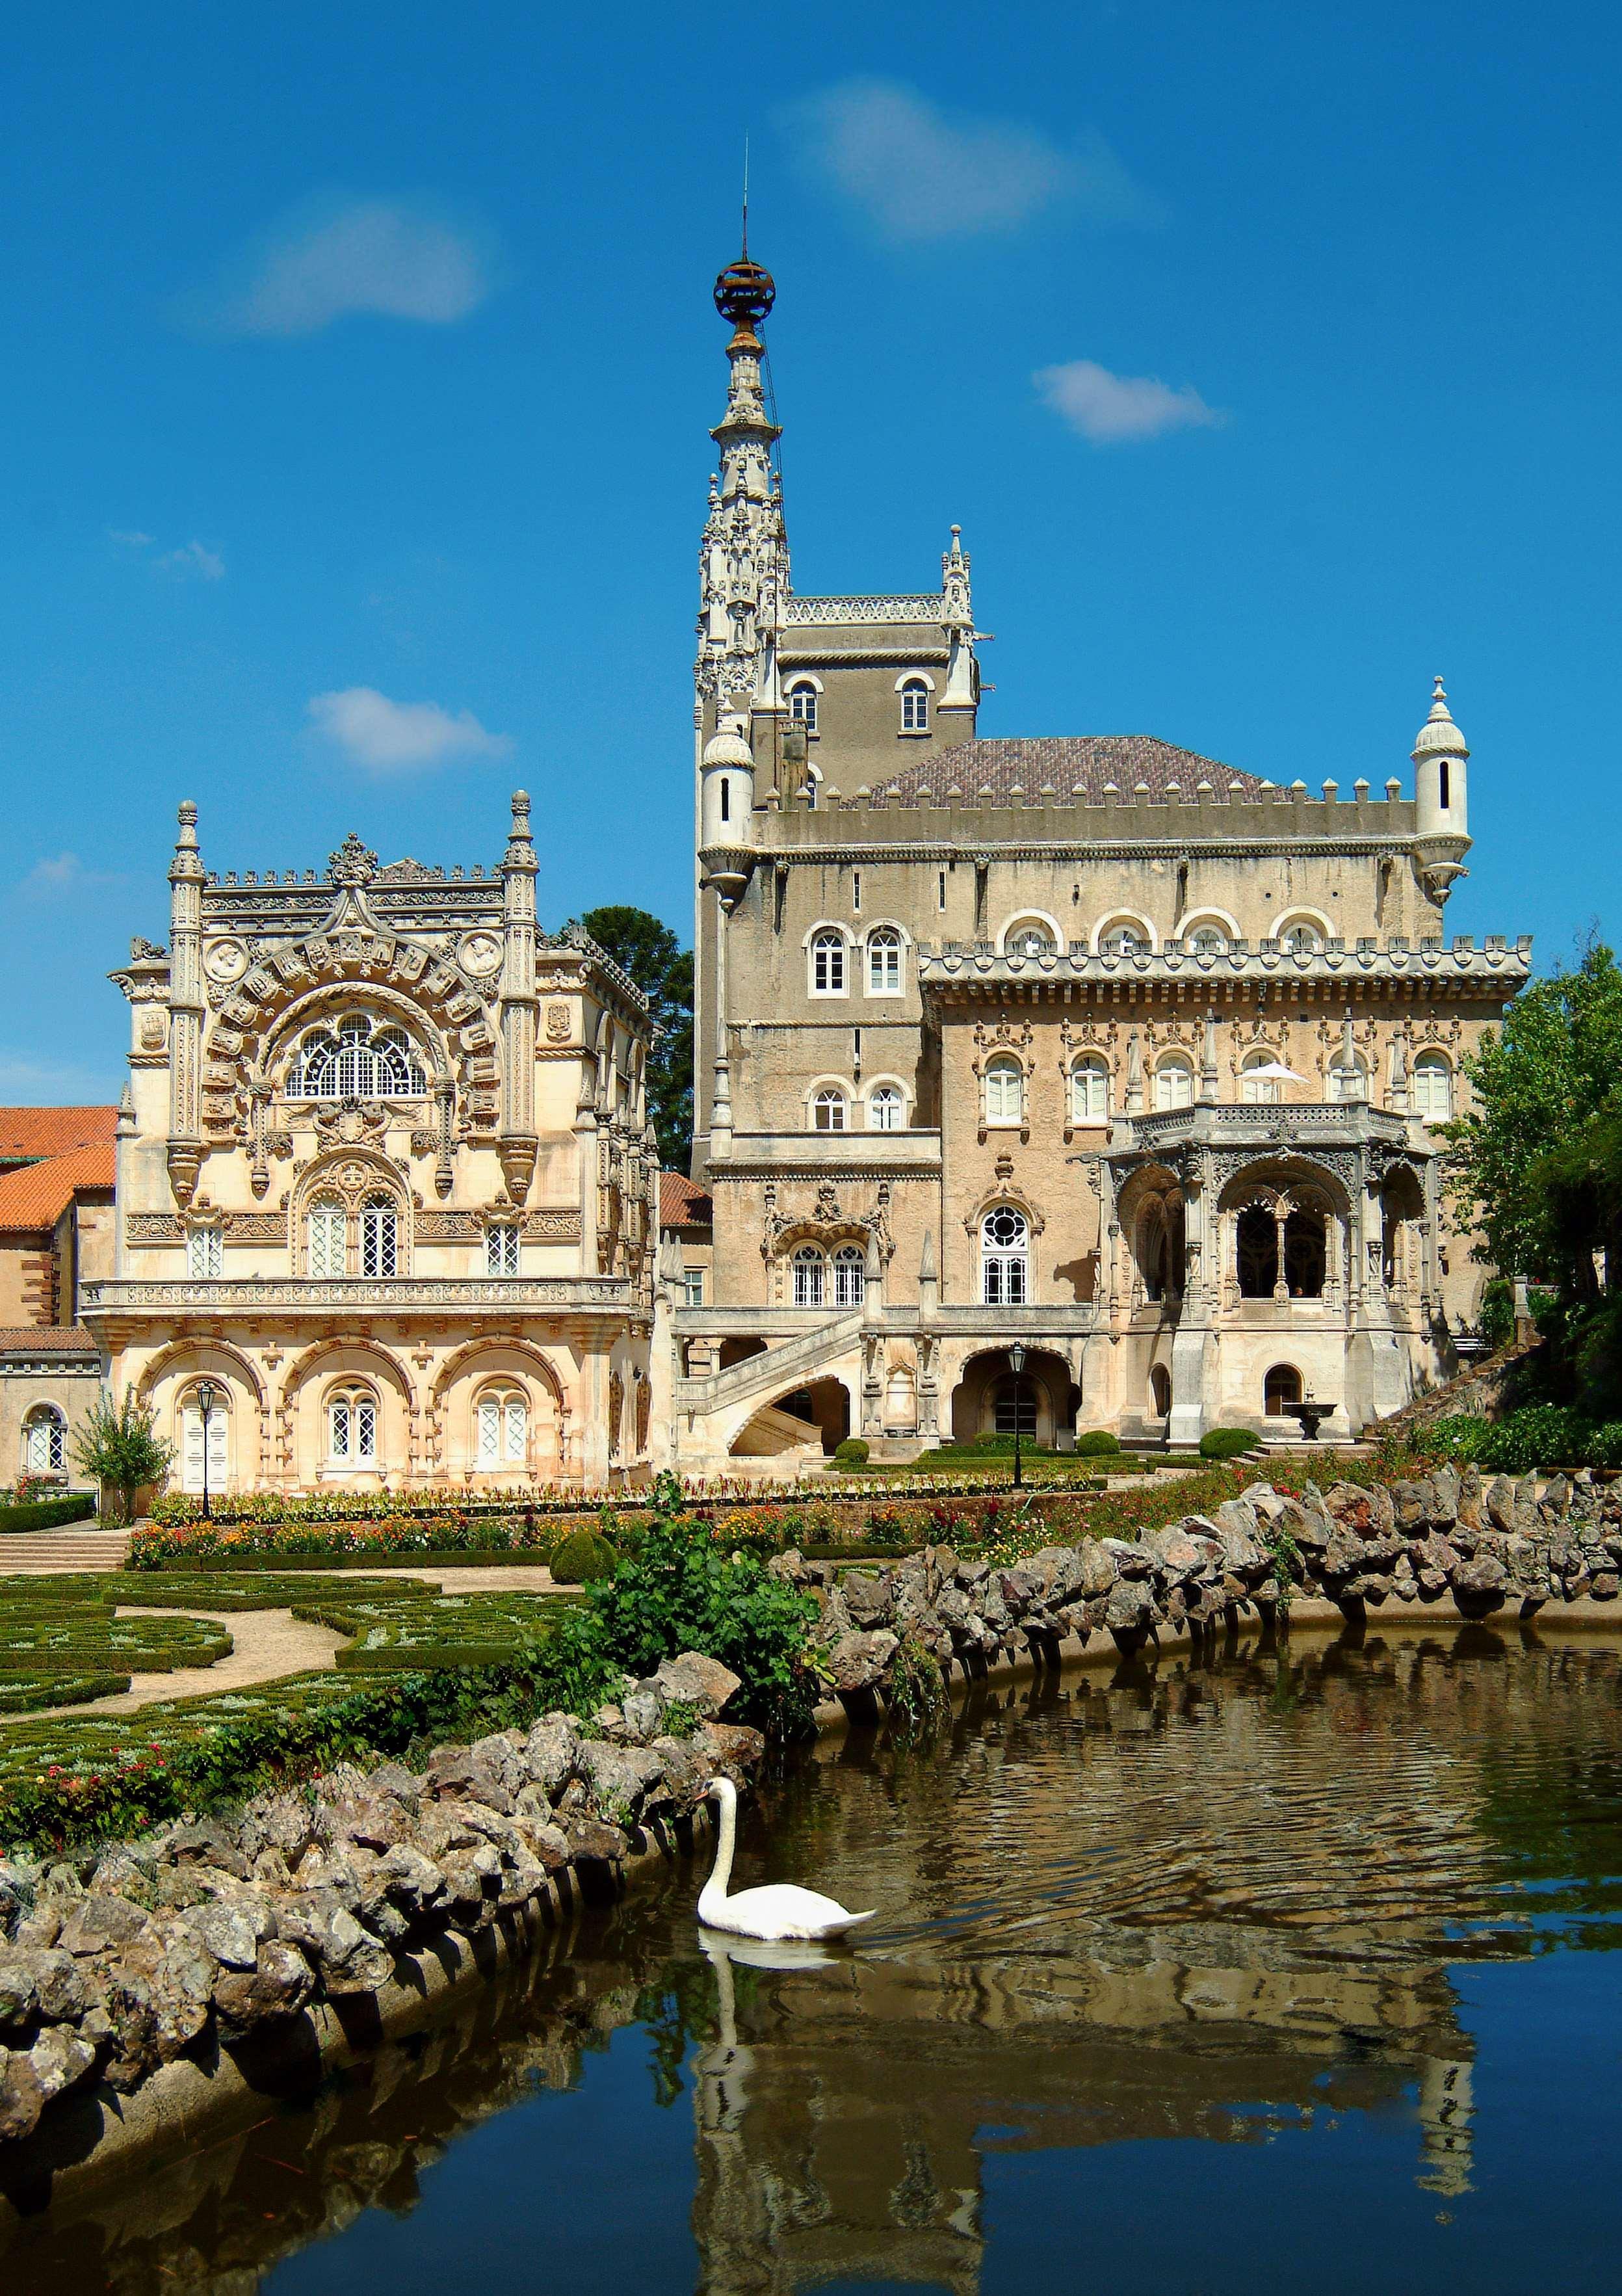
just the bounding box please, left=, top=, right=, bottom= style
left=1264, top=1364, right=1303, bottom=1417
left=949, top=1348, right=1076, bottom=1447
left=730, top=1377, right=851, bottom=1458
left=1148, top=1364, right=1171, bottom=1420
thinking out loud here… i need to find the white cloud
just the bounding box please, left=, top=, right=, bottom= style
left=109, top=528, right=154, bottom=549
left=307, top=687, right=514, bottom=772
left=157, top=540, right=225, bottom=581
left=0, top=1049, right=119, bottom=1099
left=209, top=198, right=496, bottom=338
left=785, top=79, right=1158, bottom=241
left=18, top=852, right=120, bottom=899
left=1034, top=358, right=1224, bottom=444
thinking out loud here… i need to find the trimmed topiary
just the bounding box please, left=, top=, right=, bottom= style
left=1073, top=1431, right=1122, bottom=1457
left=832, top=1438, right=870, bottom=1469
left=1199, top=1427, right=1262, bottom=1460
left=548, top=1528, right=618, bottom=1586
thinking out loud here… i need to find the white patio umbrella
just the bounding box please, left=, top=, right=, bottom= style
left=1242, top=1061, right=1309, bottom=1083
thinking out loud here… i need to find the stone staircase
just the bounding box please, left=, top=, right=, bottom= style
left=675, top=1311, right=866, bottom=1419
left=0, top=1524, right=133, bottom=1574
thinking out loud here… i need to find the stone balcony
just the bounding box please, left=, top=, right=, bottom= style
left=81, top=1276, right=636, bottom=1325
left=1115, top=1101, right=1417, bottom=1158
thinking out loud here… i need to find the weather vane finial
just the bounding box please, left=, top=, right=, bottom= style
left=741, top=133, right=750, bottom=258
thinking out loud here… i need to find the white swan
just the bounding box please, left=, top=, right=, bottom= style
left=698, top=1776, right=876, bottom=1942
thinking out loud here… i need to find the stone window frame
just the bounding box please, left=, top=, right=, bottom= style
left=997, top=910, right=1064, bottom=959
left=326, top=1381, right=381, bottom=1468
left=787, top=677, right=823, bottom=737
left=863, top=921, right=909, bottom=997
left=1411, top=1048, right=1455, bottom=1123
left=807, top=1079, right=851, bottom=1133
left=865, top=1075, right=909, bottom=1132
left=1153, top=1053, right=1195, bottom=1112
left=474, top=1384, right=529, bottom=1468
left=806, top=923, right=852, bottom=999
left=982, top=1053, right=1026, bottom=1129
left=1093, top=911, right=1158, bottom=959
left=895, top=669, right=935, bottom=735
left=21, top=1403, right=67, bottom=1478
left=1069, top=1054, right=1111, bottom=1125
left=1270, top=907, right=1333, bottom=955
left=484, top=1221, right=521, bottom=1276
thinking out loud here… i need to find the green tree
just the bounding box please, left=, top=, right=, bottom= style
left=70, top=1392, right=174, bottom=1524
left=573, top=905, right=694, bottom=1167
left=1448, top=938, right=1622, bottom=1282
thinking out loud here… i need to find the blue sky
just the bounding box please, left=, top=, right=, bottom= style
left=1, top=1, right=1614, bottom=1102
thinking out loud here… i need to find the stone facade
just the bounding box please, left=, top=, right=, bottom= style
left=86, top=800, right=659, bottom=1493
left=672, top=250, right=1530, bottom=1466
left=0, top=1113, right=118, bottom=1492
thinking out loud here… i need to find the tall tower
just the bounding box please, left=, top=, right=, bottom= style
left=695, top=251, right=789, bottom=742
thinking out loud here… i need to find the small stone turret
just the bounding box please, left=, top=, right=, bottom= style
left=1410, top=676, right=1471, bottom=908
left=700, top=716, right=757, bottom=912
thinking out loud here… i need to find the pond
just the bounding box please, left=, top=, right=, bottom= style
left=8, top=1622, right=1622, bottom=2295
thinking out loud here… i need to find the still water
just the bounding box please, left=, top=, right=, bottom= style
left=10, top=1622, right=1622, bottom=2296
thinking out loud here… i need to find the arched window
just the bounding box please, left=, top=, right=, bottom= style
left=1413, top=1050, right=1454, bottom=1121
left=1329, top=1056, right=1368, bottom=1103
left=360, top=1194, right=399, bottom=1278
left=993, top=1373, right=1038, bottom=1437
left=476, top=1388, right=529, bottom=1466
left=812, top=1087, right=847, bottom=1133
left=867, top=927, right=903, bottom=994
left=328, top=1385, right=379, bottom=1465
left=832, top=1245, right=866, bottom=1308
left=869, top=1083, right=904, bottom=1132
left=178, top=1386, right=229, bottom=1494
left=1154, top=1055, right=1194, bottom=1111
left=1185, top=923, right=1228, bottom=958
left=1277, top=920, right=1324, bottom=956
left=1237, top=1205, right=1279, bottom=1298
left=185, top=1225, right=222, bottom=1278
left=984, top=1055, right=1024, bottom=1126
left=1264, top=1364, right=1303, bottom=1418
left=21, top=1404, right=66, bottom=1477
left=307, top=1195, right=347, bottom=1278
left=1284, top=1208, right=1326, bottom=1299
left=1242, top=1051, right=1283, bottom=1105
left=899, top=678, right=930, bottom=733
left=981, top=1207, right=1030, bottom=1305
left=1099, top=919, right=1149, bottom=958
left=810, top=930, right=846, bottom=995
left=1070, top=1056, right=1110, bottom=1124
left=788, top=682, right=818, bottom=735
left=485, top=1222, right=520, bottom=1276
left=792, top=1246, right=826, bottom=1307
left=1148, top=1364, right=1172, bottom=1419
left=287, top=1012, right=426, bottom=1100
left=1006, top=919, right=1056, bottom=958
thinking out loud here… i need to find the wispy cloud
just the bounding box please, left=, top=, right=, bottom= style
left=0, top=1049, right=120, bottom=1100
left=196, top=196, right=498, bottom=339
left=307, top=687, right=514, bottom=773
left=1034, top=358, right=1224, bottom=444
left=110, top=529, right=225, bottom=580
left=784, top=79, right=1159, bottom=242
left=18, top=852, right=121, bottom=899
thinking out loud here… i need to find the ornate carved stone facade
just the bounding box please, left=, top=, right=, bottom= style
left=88, top=799, right=658, bottom=1492
left=671, top=248, right=1532, bottom=1466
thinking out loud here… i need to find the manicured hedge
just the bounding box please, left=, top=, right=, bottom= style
left=1199, top=1429, right=1264, bottom=1460
left=0, top=1491, right=98, bottom=1535
left=0, top=1579, right=232, bottom=1713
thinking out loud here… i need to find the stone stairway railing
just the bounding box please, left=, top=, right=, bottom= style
left=675, top=1311, right=866, bottom=1418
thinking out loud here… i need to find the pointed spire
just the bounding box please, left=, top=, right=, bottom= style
left=503, top=788, right=537, bottom=874
left=169, top=799, right=203, bottom=882
left=1340, top=1010, right=1366, bottom=1102
left=1199, top=1009, right=1220, bottom=1103
left=700, top=247, right=788, bottom=728
left=1125, top=1032, right=1144, bottom=1113
left=116, top=1083, right=136, bottom=1137
left=919, top=1227, right=937, bottom=1284
left=1412, top=673, right=1469, bottom=762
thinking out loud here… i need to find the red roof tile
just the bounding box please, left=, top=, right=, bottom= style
left=0, top=1106, right=118, bottom=1163
left=0, top=1144, right=116, bottom=1232
left=0, top=1326, right=100, bottom=1354
left=882, top=735, right=1271, bottom=806
left=661, top=1171, right=713, bottom=1230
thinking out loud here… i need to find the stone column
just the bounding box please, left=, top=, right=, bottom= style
left=497, top=791, right=539, bottom=1204
left=166, top=802, right=205, bottom=1207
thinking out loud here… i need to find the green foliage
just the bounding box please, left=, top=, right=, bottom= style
left=573, top=904, right=694, bottom=1167
left=0, top=1578, right=232, bottom=1713
left=1073, top=1430, right=1122, bottom=1457
left=1407, top=1406, right=1622, bottom=1475
left=69, top=1392, right=173, bottom=1524
left=832, top=1438, right=870, bottom=1469
left=0, top=1492, right=98, bottom=1535
left=549, top=1528, right=618, bottom=1586
left=1199, top=1428, right=1262, bottom=1460
left=881, top=1631, right=950, bottom=1744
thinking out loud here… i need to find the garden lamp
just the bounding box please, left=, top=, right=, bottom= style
left=196, top=1378, right=216, bottom=1520
left=1008, top=1344, right=1027, bottom=1488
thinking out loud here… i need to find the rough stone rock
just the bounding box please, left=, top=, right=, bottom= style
left=425, top=1738, right=522, bottom=1815
left=653, top=1652, right=743, bottom=1719
left=1391, top=1478, right=1432, bottom=1531
left=1454, top=1553, right=1508, bottom=1597
left=27, top=2022, right=97, bottom=2102
left=561, top=1815, right=629, bottom=1865
left=121, top=1924, right=216, bottom=2061
left=1101, top=1538, right=1155, bottom=1579
left=159, top=1819, right=250, bottom=1879
left=1457, top=1464, right=1485, bottom=1530
left=0, top=2046, right=46, bottom=2143
left=1430, top=1466, right=1461, bottom=1527
left=577, top=1741, right=670, bottom=1828
left=840, top=1572, right=893, bottom=1627
left=276, top=1892, right=393, bottom=1994
left=620, top=1684, right=666, bottom=1744
left=236, top=1791, right=321, bottom=1870
left=182, top=1894, right=277, bottom=1972
left=699, top=1721, right=766, bottom=1771
left=823, top=1628, right=899, bottom=1695
left=1105, top=1579, right=1153, bottom=1631
left=58, top=1892, right=150, bottom=1959
left=213, top=1940, right=317, bottom=2035
left=1322, top=1481, right=1394, bottom=1536
left=1076, top=1541, right=1118, bottom=1598
left=523, top=1716, right=581, bottom=1797
left=0, top=1953, right=39, bottom=2033
left=511, top=1819, right=571, bottom=1875
left=647, top=1737, right=709, bottom=1812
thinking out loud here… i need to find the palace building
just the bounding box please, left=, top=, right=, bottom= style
left=83, top=799, right=659, bottom=1495
left=671, top=248, right=1531, bottom=1466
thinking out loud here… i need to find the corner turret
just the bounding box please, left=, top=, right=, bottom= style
left=1410, top=676, right=1471, bottom=908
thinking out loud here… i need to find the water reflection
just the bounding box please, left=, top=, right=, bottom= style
left=7, top=1626, right=1622, bottom=2295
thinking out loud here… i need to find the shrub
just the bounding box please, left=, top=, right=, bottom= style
left=0, top=1492, right=98, bottom=1535
left=70, top=1393, right=172, bottom=1525
left=1199, top=1429, right=1262, bottom=1461
left=832, top=1438, right=870, bottom=1469
left=547, top=1528, right=618, bottom=1586
left=1411, top=1405, right=1622, bottom=1475
left=1073, top=1431, right=1122, bottom=1457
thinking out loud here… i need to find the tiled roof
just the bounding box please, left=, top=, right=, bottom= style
left=0, top=1106, right=118, bottom=1163
left=0, top=1144, right=116, bottom=1232
left=660, top=1171, right=713, bottom=1230
left=880, top=736, right=1272, bottom=806
left=0, top=1325, right=100, bottom=1355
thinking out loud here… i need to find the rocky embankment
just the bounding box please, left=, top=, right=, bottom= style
left=795, top=1467, right=1622, bottom=1702
left=0, top=1650, right=756, bottom=2157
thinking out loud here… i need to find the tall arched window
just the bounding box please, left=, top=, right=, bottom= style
left=288, top=1012, right=426, bottom=1100
left=1154, top=1055, right=1194, bottom=1111
left=899, top=678, right=930, bottom=732
left=832, top=1245, right=866, bottom=1308
left=869, top=1083, right=904, bottom=1131
left=984, top=1055, right=1024, bottom=1126
left=1242, top=1051, right=1283, bottom=1105
left=812, top=1087, right=847, bottom=1133
left=791, top=1246, right=826, bottom=1307
left=21, top=1404, right=66, bottom=1477
left=360, top=1195, right=399, bottom=1278
left=867, top=927, right=903, bottom=994
left=788, top=682, right=818, bottom=735
left=328, top=1385, right=379, bottom=1465
left=981, top=1207, right=1030, bottom=1305
left=1413, top=1051, right=1454, bottom=1121
left=307, top=1196, right=347, bottom=1278
left=1070, top=1056, right=1110, bottom=1124
left=477, top=1388, right=529, bottom=1466
left=810, top=930, right=846, bottom=994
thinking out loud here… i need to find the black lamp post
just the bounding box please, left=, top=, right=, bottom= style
left=1008, top=1342, right=1027, bottom=1490
left=196, top=1378, right=216, bottom=1520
